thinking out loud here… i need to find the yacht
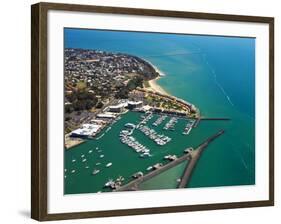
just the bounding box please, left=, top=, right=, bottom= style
left=132, top=171, right=144, bottom=179
left=92, top=169, right=100, bottom=175
left=104, top=179, right=115, bottom=187
left=106, top=162, right=112, bottom=167
left=146, top=166, right=153, bottom=171
left=116, top=176, right=124, bottom=182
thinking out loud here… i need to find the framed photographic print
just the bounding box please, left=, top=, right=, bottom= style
left=31, top=2, right=274, bottom=221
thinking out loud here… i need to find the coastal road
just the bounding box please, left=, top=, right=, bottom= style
left=115, top=129, right=225, bottom=191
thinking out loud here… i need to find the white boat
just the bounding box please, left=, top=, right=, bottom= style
left=106, top=162, right=112, bottom=167
left=81, top=154, right=85, bottom=158
left=82, top=158, right=87, bottom=162
left=96, top=162, right=101, bottom=165
left=88, top=150, right=93, bottom=153
left=71, top=169, right=76, bottom=173
left=146, top=166, right=153, bottom=171
left=100, top=155, right=104, bottom=158
left=132, top=172, right=143, bottom=178
left=85, top=166, right=89, bottom=169
left=72, top=159, right=76, bottom=162
left=104, top=179, right=114, bottom=187
left=116, top=176, right=124, bottom=182
left=92, top=169, right=100, bottom=175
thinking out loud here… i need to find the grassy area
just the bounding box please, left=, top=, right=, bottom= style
left=145, top=93, right=189, bottom=113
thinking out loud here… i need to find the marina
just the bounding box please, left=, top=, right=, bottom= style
left=64, top=110, right=230, bottom=194
left=183, top=120, right=196, bottom=135
left=153, top=115, right=167, bottom=126
left=164, top=117, right=178, bottom=131
left=138, top=125, right=171, bottom=146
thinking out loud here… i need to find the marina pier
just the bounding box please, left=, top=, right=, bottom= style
left=116, top=129, right=225, bottom=191
left=200, top=117, right=231, bottom=121
left=192, top=117, right=230, bottom=128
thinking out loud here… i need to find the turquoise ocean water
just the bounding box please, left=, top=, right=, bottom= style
left=64, top=28, right=255, bottom=194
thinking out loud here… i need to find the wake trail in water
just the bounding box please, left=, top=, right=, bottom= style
left=226, top=142, right=250, bottom=173
left=212, top=70, right=234, bottom=106
left=203, top=55, right=234, bottom=107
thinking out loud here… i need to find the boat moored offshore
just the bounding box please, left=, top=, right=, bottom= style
left=106, top=162, right=112, bottom=167
left=92, top=169, right=100, bottom=175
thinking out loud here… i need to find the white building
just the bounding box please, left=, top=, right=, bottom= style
left=71, top=123, right=102, bottom=138
left=127, top=101, right=143, bottom=109
left=96, top=113, right=116, bottom=119
left=107, top=102, right=127, bottom=113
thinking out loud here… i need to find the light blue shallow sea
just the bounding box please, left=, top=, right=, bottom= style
left=64, top=28, right=255, bottom=193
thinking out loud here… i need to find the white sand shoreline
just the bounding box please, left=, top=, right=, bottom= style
left=142, top=58, right=170, bottom=95
left=142, top=58, right=199, bottom=116
left=147, top=77, right=169, bottom=96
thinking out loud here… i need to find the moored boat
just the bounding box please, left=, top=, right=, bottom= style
left=92, top=169, right=100, bottom=175
left=106, top=162, right=112, bottom=167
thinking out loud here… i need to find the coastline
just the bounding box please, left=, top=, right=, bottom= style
left=146, top=77, right=169, bottom=96
left=143, top=59, right=200, bottom=116
left=142, top=58, right=170, bottom=96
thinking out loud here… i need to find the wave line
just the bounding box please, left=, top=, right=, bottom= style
left=204, top=57, right=234, bottom=107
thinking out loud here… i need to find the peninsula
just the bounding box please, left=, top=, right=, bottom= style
left=64, top=48, right=199, bottom=148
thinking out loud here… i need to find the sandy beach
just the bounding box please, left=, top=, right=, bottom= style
left=147, top=77, right=169, bottom=96
left=142, top=59, right=171, bottom=96
left=143, top=61, right=198, bottom=115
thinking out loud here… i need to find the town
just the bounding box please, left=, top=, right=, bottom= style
left=64, top=48, right=199, bottom=148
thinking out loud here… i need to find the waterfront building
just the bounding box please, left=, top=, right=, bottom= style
left=97, top=113, right=116, bottom=119
left=127, top=101, right=143, bottom=109
left=108, top=103, right=126, bottom=113
left=71, top=123, right=102, bottom=138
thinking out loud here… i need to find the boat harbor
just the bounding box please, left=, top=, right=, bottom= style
left=64, top=111, right=228, bottom=194
left=115, top=129, right=224, bottom=191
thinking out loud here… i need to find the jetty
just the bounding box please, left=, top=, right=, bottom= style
left=115, top=130, right=225, bottom=191
left=200, top=117, right=231, bottom=121
left=192, top=117, right=231, bottom=128
left=178, top=129, right=224, bottom=188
